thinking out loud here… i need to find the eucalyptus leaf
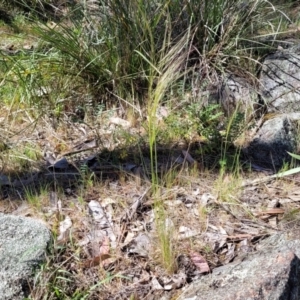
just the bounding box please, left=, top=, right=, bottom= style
left=287, top=152, right=300, bottom=161
left=272, top=167, right=300, bottom=178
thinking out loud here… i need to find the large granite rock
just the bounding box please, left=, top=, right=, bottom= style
left=243, top=113, right=299, bottom=170
left=0, top=213, right=51, bottom=300
left=177, top=234, right=300, bottom=300
left=216, top=44, right=300, bottom=170
left=244, top=44, right=300, bottom=169
left=260, top=44, right=300, bottom=113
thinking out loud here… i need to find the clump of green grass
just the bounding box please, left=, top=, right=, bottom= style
left=24, top=185, right=49, bottom=211
left=152, top=189, right=178, bottom=274
left=3, top=0, right=287, bottom=114
left=27, top=236, right=119, bottom=300
left=214, top=173, right=242, bottom=203
left=1, top=142, right=42, bottom=174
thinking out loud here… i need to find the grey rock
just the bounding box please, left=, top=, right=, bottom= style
left=127, top=233, right=151, bottom=257
left=0, top=213, right=51, bottom=300
left=0, top=174, right=10, bottom=186
left=242, top=114, right=298, bottom=170
left=177, top=234, right=300, bottom=300
left=48, top=157, right=69, bottom=171
left=219, top=74, right=258, bottom=117
left=218, top=44, right=300, bottom=170
left=260, top=44, right=300, bottom=113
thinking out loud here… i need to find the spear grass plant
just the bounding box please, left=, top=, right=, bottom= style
left=136, top=25, right=192, bottom=272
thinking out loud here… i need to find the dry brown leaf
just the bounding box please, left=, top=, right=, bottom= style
left=57, top=216, right=72, bottom=242
left=268, top=216, right=278, bottom=228
left=82, top=254, right=112, bottom=268
left=83, top=236, right=114, bottom=268
left=100, top=236, right=110, bottom=255
left=109, top=117, right=131, bottom=128
left=190, top=251, right=210, bottom=273
left=255, top=208, right=285, bottom=216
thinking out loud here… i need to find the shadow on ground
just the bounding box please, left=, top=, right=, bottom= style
left=0, top=142, right=232, bottom=202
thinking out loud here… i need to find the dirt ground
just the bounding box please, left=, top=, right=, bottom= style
left=0, top=113, right=299, bottom=299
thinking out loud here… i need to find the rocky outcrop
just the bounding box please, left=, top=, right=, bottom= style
left=249, top=45, right=300, bottom=169
left=260, top=44, right=300, bottom=113
left=0, top=213, right=51, bottom=300
left=243, top=114, right=299, bottom=170
left=218, top=44, right=300, bottom=170
left=177, top=234, right=300, bottom=300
